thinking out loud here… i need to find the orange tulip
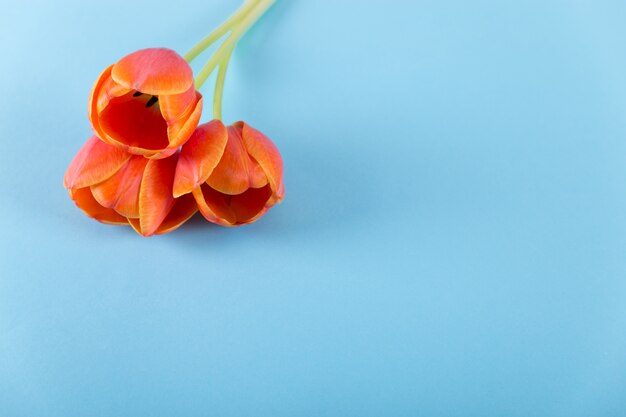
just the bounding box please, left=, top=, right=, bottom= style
left=89, top=48, right=203, bottom=159
left=173, top=120, right=284, bottom=226
left=64, top=137, right=197, bottom=236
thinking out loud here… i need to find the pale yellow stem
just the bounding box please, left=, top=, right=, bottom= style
left=194, top=0, right=276, bottom=90
left=213, top=47, right=234, bottom=120
left=183, top=0, right=261, bottom=63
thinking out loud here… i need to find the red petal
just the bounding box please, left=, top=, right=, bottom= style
left=229, top=184, right=274, bottom=224
left=90, top=156, right=149, bottom=218
left=149, top=91, right=203, bottom=160
left=163, top=94, right=203, bottom=153
left=173, top=120, right=228, bottom=197
left=154, top=193, right=198, bottom=234
left=98, top=92, right=170, bottom=153
left=138, top=155, right=178, bottom=236
left=128, top=218, right=141, bottom=235
left=128, top=194, right=196, bottom=236
left=111, top=48, right=193, bottom=96
left=193, top=183, right=273, bottom=226
left=88, top=65, right=113, bottom=142
left=95, top=73, right=131, bottom=115
left=193, top=185, right=235, bottom=226
left=206, top=124, right=266, bottom=195
left=159, top=85, right=196, bottom=132
left=69, top=187, right=128, bottom=225
left=64, top=136, right=132, bottom=189
left=241, top=122, right=284, bottom=201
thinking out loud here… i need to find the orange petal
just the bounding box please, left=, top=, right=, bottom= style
left=229, top=184, right=274, bottom=224
left=99, top=92, right=170, bottom=153
left=64, top=136, right=132, bottom=189
left=193, top=185, right=236, bottom=226
left=96, top=73, right=131, bottom=115
left=206, top=124, right=266, bottom=195
left=162, top=94, right=203, bottom=153
left=148, top=92, right=203, bottom=160
left=127, top=194, right=196, bottom=236
left=159, top=85, right=196, bottom=128
left=88, top=65, right=113, bottom=141
left=90, top=156, right=149, bottom=218
left=88, top=66, right=132, bottom=148
left=89, top=66, right=167, bottom=155
left=138, top=155, right=178, bottom=236
left=173, top=120, right=228, bottom=197
left=241, top=122, right=284, bottom=201
left=193, top=183, right=273, bottom=226
left=154, top=193, right=198, bottom=234
left=69, top=187, right=128, bottom=225
left=111, top=48, right=193, bottom=96
left=128, top=218, right=142, bottom=235
left=248, top=156, right=269, bottom=189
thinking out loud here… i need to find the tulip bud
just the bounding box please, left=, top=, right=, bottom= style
left=174, top=120, right=284, bottom=226
left=88, top=48, right=203, bottom=159
left=64, top=137, right=197, bottom=236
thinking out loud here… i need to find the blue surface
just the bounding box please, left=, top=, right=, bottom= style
left=2, top=0, right=626, bottom=415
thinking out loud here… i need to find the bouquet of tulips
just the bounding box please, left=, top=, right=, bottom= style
left=63, top=0, right=284, bottom=236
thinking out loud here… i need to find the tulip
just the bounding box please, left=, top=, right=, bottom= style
left=64, top=137, right=197, bottom=236
left=89, top=48, right=203, bottom=159
left=173, top=120, right=284, bottom=226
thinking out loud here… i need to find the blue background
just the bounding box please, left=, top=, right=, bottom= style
left=1, top=0, right=626, bottom=415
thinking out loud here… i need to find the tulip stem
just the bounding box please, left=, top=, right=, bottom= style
left=194, top=0, right=274, bottom=89
left=183, top=0, right=260, bottom=63
left=213, top=46, right=234, bottom=120
left=193, top=0, right=275, bottom=121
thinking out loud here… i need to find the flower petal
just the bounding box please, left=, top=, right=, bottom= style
left=241, top=122, right=284, bottom=201
left=95, top=73, right=131, bottom=115
left=173, top=120, right=228, bottom=197
left=111, top=48, right=193, bottom=96
left=127, top=196, right=197, bottom=236
left=64, top=136, right=132, bottom=189
left=99, top=92, right=170, bottom=152
left=128, top=218, right=142, bottom=235
left=193, top=184, right=236, bottom=226
left=159, top=85, right=196, bottom=130
left=88, top=65, right=113, bottom=141
left=90, top=156, right=149, bottom=218
left=138, top=155, right=178, bottom=236
left=206, top=124, right=263, bottom=195
left=154, top=193, right=198, bottom=235
left=69, top=187, right=128, bottom=225
left=162, top=94, right=204, bottom=154
left=193, top=183, right=273, bottom=226
left=229, top=184, right=274, bottom=224
left=148, top=92, right=203, bottom=160
left=248, top=157, right=269, bottom=189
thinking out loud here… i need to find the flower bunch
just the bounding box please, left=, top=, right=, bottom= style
left=64, top=0, right=283, bottom=236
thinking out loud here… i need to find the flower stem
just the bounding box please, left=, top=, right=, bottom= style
left=213, top=47, right=234, bottom=120
left=183, top=0, right=261, bottom=63
left=194, top=0, right=275, bottom=91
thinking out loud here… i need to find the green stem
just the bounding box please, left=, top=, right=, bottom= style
left=183, top=0, right=261, bottom=63
left=213, top=47, right=234, bottom=120
left=194, top=0, right=275, bottom=90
